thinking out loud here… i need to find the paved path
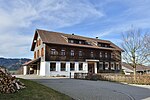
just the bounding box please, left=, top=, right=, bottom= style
left=32, top=79, right=150, bottom=100
left=16, top=75, right=150, bottom=100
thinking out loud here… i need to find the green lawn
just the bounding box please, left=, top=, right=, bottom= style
left=0, top=79, right=73, bottom=100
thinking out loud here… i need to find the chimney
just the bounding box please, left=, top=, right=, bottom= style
left=96, top=37, right=98, bottom=39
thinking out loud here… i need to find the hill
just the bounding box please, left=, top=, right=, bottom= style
left=0, top=58, right=31, bottom=70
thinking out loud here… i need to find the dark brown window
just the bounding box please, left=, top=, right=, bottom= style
left=34, top=51, right=36, bottom=59
left=51, top=49, right=57, bottom=55
left=61, top=49, right=65, bottom=56
left=50, top=63, right=56, bottom=71
left=79, top=63, right=83, bottom=70
left=61, top=63, right=66, bottom=71
left=105, top=52, right=108, bottom=58
left=99, top=52, right=102, bottom=58
left=70, top=63, right=75, bottom=71
left=37, top=50, right=40, bottom=58
left=41, top=48, right=44, bottom=57
left=79, top=51, right=82, bottom=57
left=91, top=51, right=94, bottom=57
left=39, top=39, right=41, bottom=46
left=71, top=50, right=74, bottom=56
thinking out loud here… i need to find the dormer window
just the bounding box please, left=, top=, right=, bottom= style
left=68, top=39, right=74, bottom=43
left=79, top=41, right=82, bottom=44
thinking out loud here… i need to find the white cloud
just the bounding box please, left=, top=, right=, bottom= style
left=0, top=0, right=104, bottom=58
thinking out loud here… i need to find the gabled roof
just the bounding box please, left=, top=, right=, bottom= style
left=31, top=29, right=123, bottom=51
left=122, top=62, right=150, bottom=72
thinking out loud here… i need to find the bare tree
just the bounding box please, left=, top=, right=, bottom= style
left=144, top=34, right=150, bottom=62
left=122, top=28, right=149, bottom=78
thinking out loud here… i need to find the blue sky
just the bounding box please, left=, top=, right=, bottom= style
left=0, top=0, right=150, bottom=58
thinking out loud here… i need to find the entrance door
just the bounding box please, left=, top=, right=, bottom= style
left=88, top=63, right=95, bottom=73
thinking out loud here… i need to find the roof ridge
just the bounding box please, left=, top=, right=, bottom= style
left=37, top=29, right=110, bottom=43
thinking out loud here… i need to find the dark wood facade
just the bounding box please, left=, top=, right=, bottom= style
left=45, top=44, right=121, bottom=62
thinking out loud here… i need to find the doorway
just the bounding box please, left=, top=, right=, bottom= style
left=88, top=63, right=95, bottom=73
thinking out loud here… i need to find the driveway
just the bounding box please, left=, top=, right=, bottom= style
left=16, top=75, right=150, bottom=100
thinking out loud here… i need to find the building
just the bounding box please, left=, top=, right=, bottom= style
left=23, top=29, right=123, bottom=76
left=122, top=62, right=150, bottom=75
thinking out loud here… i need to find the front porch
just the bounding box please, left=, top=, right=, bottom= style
left=23, top=58, right=40, bottom=75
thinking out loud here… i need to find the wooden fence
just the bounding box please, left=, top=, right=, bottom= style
left=74, top=73, right=150, bottom=85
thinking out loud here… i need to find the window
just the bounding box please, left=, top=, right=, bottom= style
left=79, top=51, right=82, bottom=57
left=116, top=64, right=119, bottom=70
left=79, top=41, right=82, bottom=44
left=50, top=63, right=56, bottom=71
left=61, top=49, right=65, bottom=56
left=37, top=50, right=40, bottom=58
left=105, top=52, right=108, bottom=58
left=98, top=63, right=103, bottom=72
left=111, top=53, right=113, bottom=58
left=34, top=51, right=36, bottom=59
left=71, top=50, right=74, bottom=56
left=70, top=63, right=75, bottom=71
left=39, top=39, right=41, bottom=46
left=79, top=63, right=83, bottom=70
left=111, top=64, right=114, bottom=70
left=51, top=49, right=57, bottom=55
left=99, top=52, right=102, bottom=58
left=91, top=51, right=94, bottom=57
left=105, top=63, right=109, bottom=70
left=69, top=39, right=74, bottom=43
left=61, top=63, right=66, bottom=71
left=41, top=48, right=44, bottom=57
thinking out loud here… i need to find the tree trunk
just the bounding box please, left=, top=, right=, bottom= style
left=133, top=67, right=136, bottom=81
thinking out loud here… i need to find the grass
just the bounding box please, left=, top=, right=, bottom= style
left=0, top=79, right=73, bottom=100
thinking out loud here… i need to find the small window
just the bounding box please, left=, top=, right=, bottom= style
left=99, top=52, right=102, bottom=58
left=79, top=51, right=82, bottom=57
left=69, top=40, right=74, bottom=43
left=51, top=49, right=57, bottom=55
left=91, top=51, right=94, bottom=57
left=111, top=64, right=114, bottom=69
left=61, top=63, right=66, bottom=71
left=105, top=63, right=109, bottom=70
left=79, top=63, right=83, bottom=70
left=79, top=41, right=82, bottom=44
left=116, top=64, right=119, bottom=70
left=34, top=51, right=36, bottom=59
left=70, top=63, right=75, bottom=71
left=61, top=49, right=65, bottom=56
left=105, top=52, right=108, bottom=58
left=37, top=50, right=40, bottom=58
left=39, top=39, right=41, bottom=46
left=111, top=53, right=113, bottom=58
left=71, top=50, right=74, bottom=56
left=41, top=48, right=44, bottom=57
left=50, top=63, right=56, bottom=71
